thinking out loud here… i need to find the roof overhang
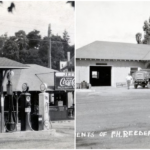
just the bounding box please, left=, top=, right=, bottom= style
left=0, top=66, right=29, bottom=69
left=76, top=58, right=149, bottom=61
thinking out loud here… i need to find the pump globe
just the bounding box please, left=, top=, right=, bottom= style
left=40, top=83, right=47, bottom=92
left=9, top=70, right=14, bottom=77
left=7, top=70, right=14, bottom=76
left=7, top=70, right=14, bottom=80
left=22, top=83, right=29, bottom=92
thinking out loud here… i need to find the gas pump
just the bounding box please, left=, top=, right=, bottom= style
left=39, top=83, right=50, bottom=130
left=20, top=83, right=32, bottom=131
left=5, top=70, right=17, bottom=132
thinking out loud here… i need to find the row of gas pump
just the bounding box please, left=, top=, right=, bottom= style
left=1, top=71, right=51, bottom=133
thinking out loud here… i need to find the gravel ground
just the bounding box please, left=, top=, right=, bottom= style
left=0, top=120, right=74, bottom=149
left=76, top=86, right=150, bottom=149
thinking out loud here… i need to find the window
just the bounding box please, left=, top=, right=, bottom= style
left=130, top=68, right=138, bottom=75
left=92, top=71, right=99, bottom=78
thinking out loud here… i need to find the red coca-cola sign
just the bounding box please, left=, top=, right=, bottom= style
left=55, top=73, right=74, bottom=90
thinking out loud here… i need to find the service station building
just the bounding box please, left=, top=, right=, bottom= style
left=76, top=41, right=150, bottom=87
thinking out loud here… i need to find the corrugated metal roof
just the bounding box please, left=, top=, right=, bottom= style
left=0, top=57, right=29, bottom=68
left=3, top=64, right=58, bottom=92
left=76, top=41, right=150, bottom=60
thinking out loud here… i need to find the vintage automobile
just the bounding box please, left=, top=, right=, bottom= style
left=133, top=69, right=150, bottom=89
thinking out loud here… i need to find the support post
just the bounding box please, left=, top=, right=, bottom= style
left=48, top=24, right=52, bottom=68
left=16, top=93, right=19, bottom=124
left=0, top=70, right=4, bottom=133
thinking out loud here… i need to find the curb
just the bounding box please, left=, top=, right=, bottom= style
left=76, top=89, right=95, bottom=92
left=52, top=120, right=74, bottom=123
left=0, top=129, right=56, bottom=139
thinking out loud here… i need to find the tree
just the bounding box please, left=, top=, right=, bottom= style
left=39, top=35, right=65, bottom=69
left=62, top=30, right=74, bottom=59
left=135, top=33, right=142, bottom=44
left=19, top=48, right=42, bottom=65
left=51, top=35, right=65, bottom=69
left=136, top=18, right=150, bottom=45
left=63, top=30, right=70, bottom=43
left=2, top=36, right=19, bottom=60
left=62, top=30, right=70, bottom=58
left=68, top=45, right=74, bottom=58
left=0, top=33, right=7, bottom=50
left=1, top=28, right=73, bottom=70
left=38, top=36, right=49, bottom=67
left=15, top=30, right=28, bottom=51
left=27, top=30, right=41, bottom=49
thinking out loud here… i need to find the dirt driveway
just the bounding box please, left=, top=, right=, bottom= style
left=76, top=86, right=150, bottom=149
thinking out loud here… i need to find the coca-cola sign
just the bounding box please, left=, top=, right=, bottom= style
left=55, top=72, right=74, bottom=90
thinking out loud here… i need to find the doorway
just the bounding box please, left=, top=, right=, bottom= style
left=90, top=66, right=111, bottom=86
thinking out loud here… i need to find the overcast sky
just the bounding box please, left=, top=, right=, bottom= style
left=0, top=1, right=74, bottom=45
left=76, top=1, right=150, bottom=48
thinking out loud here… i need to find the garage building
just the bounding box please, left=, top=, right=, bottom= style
left=76, top=41, right=150, bottom=87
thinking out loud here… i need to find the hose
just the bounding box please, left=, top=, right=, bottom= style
left=5, top=95, right=53, bottom=132
left=4, top=95, right=17, bottom=133
left=5, top=93, right=22, bottom=133
left=5, top=122, right=17, bottom=133
left=12, top=95, right=17, bottom=123
left=27, top=112, right=35, bottom=131
left=49, top=109, right=52, bottom=129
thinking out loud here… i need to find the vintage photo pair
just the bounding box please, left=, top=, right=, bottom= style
left=76, top=1, right=150, bottom=149
left=1, top=0, right=150, bottom=149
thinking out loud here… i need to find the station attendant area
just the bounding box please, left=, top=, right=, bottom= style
left=0, top=61, right=74, bottom=133
left=49, top=92, right=73, bottom=121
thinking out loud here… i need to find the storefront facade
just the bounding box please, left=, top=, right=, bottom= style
left=76, top=41, right=150, bottom=87
left=50, top=72, right=74, bottom=120
left=3, top=64, right=74, bottom=121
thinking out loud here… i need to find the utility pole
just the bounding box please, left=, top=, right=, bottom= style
left=48, top=24, right=52, bottom=68
left=0, top=70, right=4, bottom=133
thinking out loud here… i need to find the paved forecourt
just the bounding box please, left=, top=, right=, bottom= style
left=76, top=86, right=150, bottom=149
left=0, top=120, right=74, bottom=149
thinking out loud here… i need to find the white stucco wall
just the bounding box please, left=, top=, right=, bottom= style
left=111, top=67, right=130, bottom=86
left=76, top=59, right=147, bottom=87
left=76, top=66, right=89, bottom=83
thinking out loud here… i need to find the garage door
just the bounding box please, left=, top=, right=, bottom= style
left=90, top=66, right=111, bottom=86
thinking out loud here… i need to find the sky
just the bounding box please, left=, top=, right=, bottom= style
left=0, top=1, right=74, bottom=45
left=76, top=1, right=150, bottom=48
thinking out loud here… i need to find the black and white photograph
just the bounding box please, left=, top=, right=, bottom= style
left=0, top=1, right=74, bottom=149
left=76, top=1, right=150, bottom=149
